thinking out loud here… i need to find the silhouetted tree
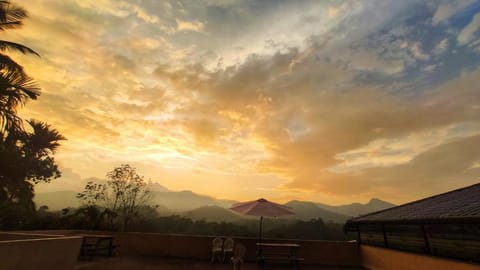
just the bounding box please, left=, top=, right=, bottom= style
left=0, top=120, right=65, bottom=228
left=0, top=1, right=65, bottom=229
left=77, top=164, right=152, bottom=231
left=77, top=181, right=107, bottom=206
left=267, top=218, right=346, bottom=240
left=0, top=0, right=40, bottom=137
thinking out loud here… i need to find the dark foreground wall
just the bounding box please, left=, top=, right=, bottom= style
left=0, top=233, right=82, bottom=270
left=113, top=233, right=360, bottom=266
left=37, top=230, right=360, bottom=266
left=9, top=230, right=479, bottom=269
left=361, top=245, right=480, bottom=270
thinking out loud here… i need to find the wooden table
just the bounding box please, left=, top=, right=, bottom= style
left=256, top=242, right=303, bottom=268
left=79, top=234, right=115, bottom=260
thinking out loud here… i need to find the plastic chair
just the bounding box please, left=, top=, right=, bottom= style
left=211, top=237, right=223, bottom=262
left=223, top=237, right=235, bottom=262
left=232, top=243, right=246, bottom=270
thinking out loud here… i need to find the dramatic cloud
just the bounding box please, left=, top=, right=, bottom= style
left=458, top=12, right=480, bottom=45
left=432, top=0, right=476, bottom=25
left=6, top=0, right=480, bottom=204
left=176, top=19, right=205, bottom=32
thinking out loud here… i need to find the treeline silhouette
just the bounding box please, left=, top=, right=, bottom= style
left=30, top=206, right=347, bottom=240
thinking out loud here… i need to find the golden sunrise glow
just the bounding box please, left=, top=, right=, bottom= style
left=5, top=0, right=480, bottom=205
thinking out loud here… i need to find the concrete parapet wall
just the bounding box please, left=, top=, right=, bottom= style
left=0, top=231, right=66, bottom=241
left=0, top=233, right=82, bottom=270
left=361, top=245, right=480, bottom=270
left=41, top=230, right=360, bottom=266
left=110, top=232, right=360, bottom=266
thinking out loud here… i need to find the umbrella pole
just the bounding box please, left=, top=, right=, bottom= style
left=259, top=216, right=263, bottom=243
left=258, top=216, right=263, bottom=258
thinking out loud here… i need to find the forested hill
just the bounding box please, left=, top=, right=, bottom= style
left=35, top=189, right=394, bottom=224
left=316, top=198, right=396, bottom=217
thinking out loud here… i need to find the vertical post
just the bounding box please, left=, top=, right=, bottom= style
left=382, top=224, right=389, bottom=248
left=259, top=216, right=263, bottom=243
left=357, top=224, right=361, bottom=244
left=258, top=216, right=264, bottom=258
left=421, top=224, right=431, bottom=254
left=356, top=225, right=362, bottom=254
left=108, top=237, right=113, bottom=256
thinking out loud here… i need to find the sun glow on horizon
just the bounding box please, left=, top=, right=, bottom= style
left=6, top=0, right=480, bottom=205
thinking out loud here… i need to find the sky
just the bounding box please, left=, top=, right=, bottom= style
left=5, top=0, right=480, bottom=205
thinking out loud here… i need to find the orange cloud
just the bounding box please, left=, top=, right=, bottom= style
left=7, top=0, right=479, bottom=205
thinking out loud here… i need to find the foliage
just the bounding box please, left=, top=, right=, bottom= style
left=76, top=181, right=107, bottom=206
left=0, top=120, right=64, bottom=229
left=29, top=205, right=347, bottom=240
left=77, top=164, right=152, bottom=231
left=0, top=1, right=65, bottom=229
left=0, top=0, right=40, bottom=137
left=266, top=218, right=347, bottom=240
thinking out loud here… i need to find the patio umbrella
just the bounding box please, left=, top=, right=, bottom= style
left=230, top=198, right=295, bottom=243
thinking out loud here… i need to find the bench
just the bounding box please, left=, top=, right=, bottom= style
left=79, top=235, right=117, bottom=260
left=258, top=255, right=305, bottom=264
left=256, top=242, right=304, bottom=269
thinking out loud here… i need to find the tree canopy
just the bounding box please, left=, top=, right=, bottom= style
left=77, top=164, right=152, bottom=231
left=0, top=1, right=64, bottom=229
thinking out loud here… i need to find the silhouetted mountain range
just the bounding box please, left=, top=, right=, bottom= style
left=35, top=191, right=80, bottom=210
left=151, top=190, right=236, bottom=211
left=285, top=201, right=350, bottom=223
left=34, top=188, right=395, bottom=224
left=183, top=205, right=246, bottom=223
left=316, top=198, right=396, bottom=217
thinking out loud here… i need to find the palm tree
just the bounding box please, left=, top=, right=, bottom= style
left=24, top=120, right=66, bottom=161
left=0, top=119, right=65, bottom=228
left=0, top=1, right=39, bottom=55
left=0, top=71, right=39, bottom=138
left=0, top=2, right=65, bottom=229
left=0, top=1, right=40, bottom=138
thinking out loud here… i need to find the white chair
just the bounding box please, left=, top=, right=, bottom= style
left=223, top=237, right=235, bottom=262
left=211, top=237, right=223, bottom=262
left=232, top=243, right=246, bottom=270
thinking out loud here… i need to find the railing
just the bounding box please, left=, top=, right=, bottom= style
left=357, top=223, right=480, bottom=263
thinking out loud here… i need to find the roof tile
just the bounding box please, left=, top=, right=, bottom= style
left=348, top=183, right=480, bottom=223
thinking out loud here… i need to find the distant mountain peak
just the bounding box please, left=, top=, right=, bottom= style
left=149, top=182, right=170, bottom=192
left=184, top=205, right=244, bottom=223
left=285, top=200, right=350, bottom=223
left=287, top=200, right=313, bottom=205
left=35, top=187, right=394, bottom=222
left=367, top=198, right=395, bottom=207
left=315, top=198, right=395, bottom=218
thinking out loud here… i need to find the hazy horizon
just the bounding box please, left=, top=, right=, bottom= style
left=7, top=0, right=480, bottom=205
left=34, top=179, right=395, bottom=206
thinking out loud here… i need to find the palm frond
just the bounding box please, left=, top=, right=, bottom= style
left=0, top=40, right=39, bottom=56
left=0, top=70, right=40, bottom=100
left=0, top=1, right=27, bottom=31
left=0, top=1, right=40, bottom=139
left=0, top=53, right=25, bottom=75
left=26, top=120, right=66, bottom=153
left=0, top=21, right=21, bottom=30
left=0, top=107, right=23, bottom=139
left=0, top=70, right=39, bottom=137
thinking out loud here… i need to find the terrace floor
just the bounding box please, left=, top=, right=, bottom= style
left=75, top=257, right=365, bottom=270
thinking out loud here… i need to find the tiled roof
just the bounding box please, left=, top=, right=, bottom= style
left=347, top=183, right=480, bottom=224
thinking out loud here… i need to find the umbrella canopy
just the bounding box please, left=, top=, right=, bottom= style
left=230, top=198, right=294, bottom=217
left=230, top=198, right=295, bottom=244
